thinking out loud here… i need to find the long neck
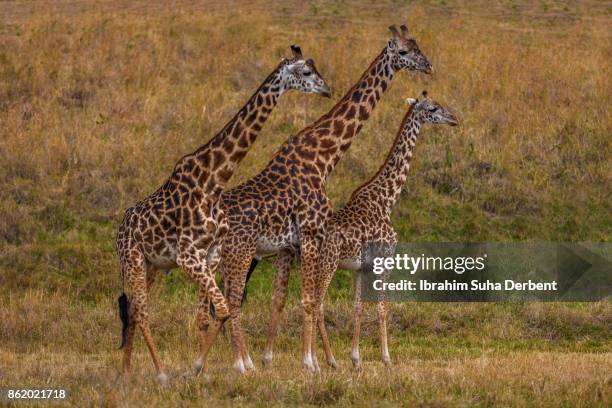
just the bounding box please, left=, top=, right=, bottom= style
left=177, top=65, right=285, bottom=198
left=292, top=47, right=394, bottom=180
left=354, top=106, right=421, bottom=215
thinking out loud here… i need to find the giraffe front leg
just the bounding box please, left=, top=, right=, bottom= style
left=192, top=270, right=230, bottom=373
left=178, top=238, right=229, bottom=376
left=298, top=234, right=319, bottom=372
left=377, top=300, right=391, bottom=368
left=314, top=241, right=341, bottom=369
left=310, top=315, right=320, bottom=372
left=203, top=276, right=230, bottom=362
left=378, top=249, right=393, bottom=368
left=192, top=241, right=225, bottom=375
left=262, top=250, right=292, bottom=367
left=351, top=270, right=363, bottom=371
left=192, top=286, right=210, bottom=375
left=219, top=239, right=257, bottom=373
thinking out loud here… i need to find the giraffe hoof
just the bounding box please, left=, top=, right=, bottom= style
left=192, top=358, right=205, bottom=376
left=157, top=372, right=170, bottom=387
left=312, top=357, right=321, bottom=373
left=351, top=356, right=362, bottom=372
left=351, top=351, right=361, bottom=370
left=383, top=358, right=393, bottom=369
left=303, top=354, right=316, bottom=372
left=327, top=358, right=338, bottom=369
left=244, top=355, right=256, bottom=371
left=262, top=351, right=273, bottom=367
left=233, top=358, right=246, bottom=374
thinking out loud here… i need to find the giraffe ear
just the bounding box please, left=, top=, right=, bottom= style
left=406, top=98, right=417, bottom=106
left=290, top=44, right=303, bottom=59
left=388, top=25, right=401, bottom=39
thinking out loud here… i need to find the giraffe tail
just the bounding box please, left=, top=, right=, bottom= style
left=242, top=258, right=260, bottom=304
left=210, top=257, right=259, bottom=320
left=118, top=293, right=130, bottom=349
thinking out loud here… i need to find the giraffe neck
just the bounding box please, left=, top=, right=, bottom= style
left=355, top=105, right=422, bottom=215
left=175, top=65, right=285, bottom=199
left=291, top=47, right=394, bottom=180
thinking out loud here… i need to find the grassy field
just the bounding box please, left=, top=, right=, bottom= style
left=0, top=0, right=611, bottom=406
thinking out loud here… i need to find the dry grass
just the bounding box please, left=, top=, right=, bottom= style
left=1, top=290, right=610, bottom=407
left=1, top=0, right=611, bottom=406
left=1, top=0, right=610, bottom=235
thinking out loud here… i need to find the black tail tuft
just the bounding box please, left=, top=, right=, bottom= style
left=242, top=258, right=259, bottom=305
left=210, top=258, right=259, bottom=320
left=118, top=293, right=130, bottom=349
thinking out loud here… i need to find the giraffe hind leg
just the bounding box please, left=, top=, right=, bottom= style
left=118, top=293, right=130, bottom=349
left=241, top=258, right=260, bottom=305
left=121, top=314, right=137, bottom=374
left=118, top=291, right=137, bottom=375
left=262, top=250, right=292, bottom=366
left=122, top=253, right=168, bottom=385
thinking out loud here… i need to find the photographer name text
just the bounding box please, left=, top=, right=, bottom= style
left=372, top=279, right=558, bottom=292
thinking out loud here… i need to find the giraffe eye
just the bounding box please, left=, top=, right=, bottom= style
left=303, top=71, right=312, bottom=76
left=398, top=50, right=408, bottom=56
left=428, top=107, right=438, bottom=112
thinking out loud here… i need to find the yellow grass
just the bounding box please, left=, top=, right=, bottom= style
left=1, top=0, right=610, bottom=225
left=1, top=290, right=611, bottom=407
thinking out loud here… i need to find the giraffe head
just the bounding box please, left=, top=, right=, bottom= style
left=388, top=24, right=433, bottom=74
left=406, top=91, right=459, bottom=126
left=279, top=45, right=331, bottom=97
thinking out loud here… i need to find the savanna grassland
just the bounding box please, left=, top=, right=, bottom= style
left=1, top=0, right=611, bottom=406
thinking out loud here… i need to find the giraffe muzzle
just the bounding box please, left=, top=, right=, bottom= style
left=318, top=84, right=332, bottom=98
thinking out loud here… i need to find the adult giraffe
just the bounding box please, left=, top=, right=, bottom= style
left=116, top=45, right=330, bottom=384
left=257, top=91, right=459, bottom=370
left=218, top=25, right=432, bottom=372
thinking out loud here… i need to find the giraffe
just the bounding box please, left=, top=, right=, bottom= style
left=115, top=45, right=331, bottom=384
left=217, top=25, right=433, bottom=372
left=255, top=91, right=459, bottom=370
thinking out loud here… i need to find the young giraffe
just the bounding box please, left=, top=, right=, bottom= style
left=257, top=91, right=459, bottom=370
left=116, top=45, right=330, bottom=384
left=218, top=25, right=432, bottom=372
